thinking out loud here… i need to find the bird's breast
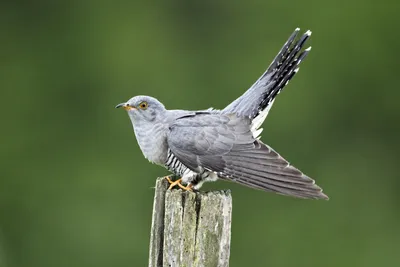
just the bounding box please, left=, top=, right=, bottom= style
left=133, top=122, right=168, bottom=165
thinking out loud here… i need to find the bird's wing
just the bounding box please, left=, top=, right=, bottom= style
left=223, top=29, right=311, bottom=127
left=167, top=113, right=328, bottom=199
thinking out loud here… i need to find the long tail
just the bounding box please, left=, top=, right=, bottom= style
left=223, top=28, right=311, bottom=128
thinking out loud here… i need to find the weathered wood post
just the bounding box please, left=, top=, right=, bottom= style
left=149, top=177, right=232, bottom=267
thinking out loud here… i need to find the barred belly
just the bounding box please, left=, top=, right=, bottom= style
left=165, top=149, right=191, bottom=176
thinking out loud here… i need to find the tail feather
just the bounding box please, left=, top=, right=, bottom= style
left=256, top=28, right=301, bottom=83
left=256, top=30, right=312, bottom=119
left=222, top=28, right=312, bottom=138
left=276, top=30, right=311, bottom=79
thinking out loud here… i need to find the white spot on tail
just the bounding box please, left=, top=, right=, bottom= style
left=253, top=128, right=263, bottom=139
left=305, top=30, right=312, bottom=36
left=251, top=99, right=275, bottom=137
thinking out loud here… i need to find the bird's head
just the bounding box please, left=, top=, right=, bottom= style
left=116, top=95, right=166, bottom=124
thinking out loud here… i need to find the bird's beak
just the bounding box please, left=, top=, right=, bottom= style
left=115, top=103, right=135, bottom=111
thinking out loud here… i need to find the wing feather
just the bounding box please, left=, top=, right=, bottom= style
left=167, top=113, right=328, bottom=199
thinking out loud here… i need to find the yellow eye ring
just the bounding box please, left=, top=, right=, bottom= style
left=138, top=101, right=148, bottom=110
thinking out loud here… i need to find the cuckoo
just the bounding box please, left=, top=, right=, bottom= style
left=116, top=28, right=328, bottom=200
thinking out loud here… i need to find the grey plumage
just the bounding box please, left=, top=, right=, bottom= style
left=116, top=29, right=328, bottom=200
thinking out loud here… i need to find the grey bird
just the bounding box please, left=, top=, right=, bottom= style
left=116, top=28, right=328, bottom=200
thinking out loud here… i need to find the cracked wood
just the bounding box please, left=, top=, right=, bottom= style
left=149, top=177, right=232, bottom=267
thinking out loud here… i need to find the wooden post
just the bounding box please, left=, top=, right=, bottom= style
left=149, top=177, right=232, bottom=267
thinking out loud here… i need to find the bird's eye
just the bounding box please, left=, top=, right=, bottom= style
left=138, top=101, right=148, bottom=110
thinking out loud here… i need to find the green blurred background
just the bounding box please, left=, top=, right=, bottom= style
left=1, top=1, right=399, bottom=267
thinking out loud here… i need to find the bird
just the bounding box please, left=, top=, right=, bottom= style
left=116, top=28, right=328, bottom=200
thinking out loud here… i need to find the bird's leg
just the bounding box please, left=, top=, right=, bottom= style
left=164, top=176, right=193, bottom=191
left=164, top=176, right=175, bottom=185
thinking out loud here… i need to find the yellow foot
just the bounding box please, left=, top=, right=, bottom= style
left=164, top=176, right=174, bottom=185
left=167, top=178, right=182, bottom=190
left=164, top=176, right=193, bottom=191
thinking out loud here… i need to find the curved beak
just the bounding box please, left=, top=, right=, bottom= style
left=115, top=102, right=135, bottom=111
